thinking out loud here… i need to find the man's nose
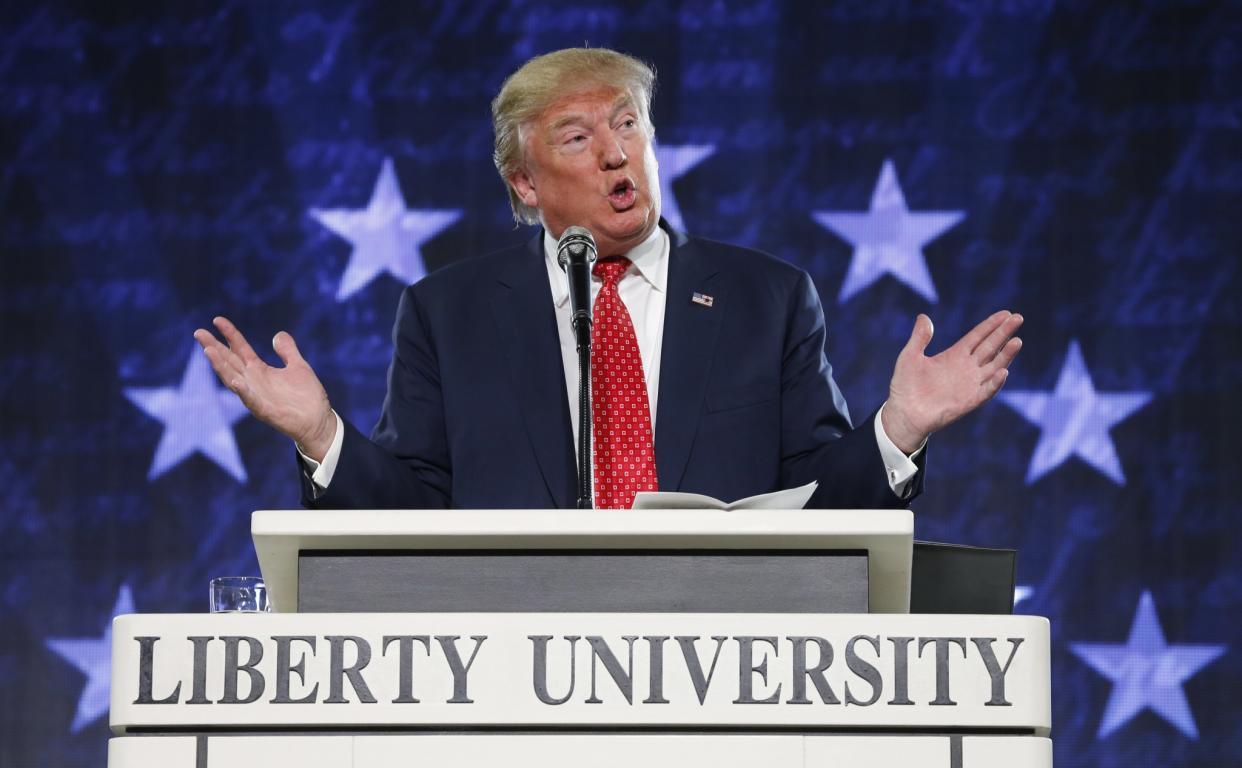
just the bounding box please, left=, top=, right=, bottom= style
left=598, top=136, right=627, bottom=169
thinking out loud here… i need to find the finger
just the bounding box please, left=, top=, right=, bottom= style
left=195, top=327, right=246, bottom=372
left=983, top=367, right=1009, bottom=399
left=982, top=336, right=1023, bottom=377
left=212, top=316, right=260, bottom=365
left=200, top=344, right=245, bottom=389
left=272, top=331, right=305, bottom=368
left=192, top=328, right=223, bottom=352
left=974, top=313, right=1024, bottom=363
left=960, top=310, right=1011, bottom=356
left=901, top=314, right=934, bottom=357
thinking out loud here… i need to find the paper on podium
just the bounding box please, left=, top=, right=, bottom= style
left=631, top=481, right=817, bottom=510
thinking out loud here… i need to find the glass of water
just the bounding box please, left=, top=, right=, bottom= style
left=209, top=576, right=270, bottom=612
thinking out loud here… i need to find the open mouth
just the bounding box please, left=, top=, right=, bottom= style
left=608, top=179, right=637, bottom=210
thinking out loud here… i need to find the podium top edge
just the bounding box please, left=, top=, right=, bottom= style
left=251, top=508, right=914, bottom=538
left=113, top=612, right=1050, bottom=627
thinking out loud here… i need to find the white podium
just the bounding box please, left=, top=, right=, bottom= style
left=108, top=509, right=1051, bottom=767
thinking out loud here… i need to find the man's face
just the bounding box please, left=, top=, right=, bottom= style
left=509, top=87, right=662, bottom=257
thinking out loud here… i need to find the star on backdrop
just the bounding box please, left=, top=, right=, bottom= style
left=310, top=156, right=462, bottom=300
left=812, top=159, right=964, bottom=303
left=1014, top=585, right=1034, bottom=606
left=1070, top=591, right=1226, bottom=739
left=999, top=340, right=1152, bottom=485
left=123, top=349, right=250, bottom=482
left=45, top=584, right=135, bottom=733
left=654, top=143, right=714, bottom=232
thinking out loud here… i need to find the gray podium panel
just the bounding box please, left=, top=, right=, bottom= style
left=298, top=550, right=868, bottom=613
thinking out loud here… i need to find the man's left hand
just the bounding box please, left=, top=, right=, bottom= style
left=882, top=310, right=1024, bottom=454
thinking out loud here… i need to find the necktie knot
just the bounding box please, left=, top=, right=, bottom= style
left=593, top=257, right=631, bottom=286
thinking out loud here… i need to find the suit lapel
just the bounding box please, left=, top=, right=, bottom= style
left=489, top=234, right=575, bottom=507
left=655, top=227, right=724, bottom=491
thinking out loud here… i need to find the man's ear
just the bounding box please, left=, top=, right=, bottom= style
left=509, top=169, right=538, bottom=208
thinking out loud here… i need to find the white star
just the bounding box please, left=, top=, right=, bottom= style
left=999, top=340, right=1151, bottom=485
left=655, top=143, right=714, bottom=232
left=812, top=159, right=964, bottom=303
left=124, top=349, right=250, bottom=482
left=1070, top=591, right=1225, bottom=739
left=310, top=156, right=462, bottom=301
left=1014, top=585, right=1035, bottom=606
left=45, top=584, right=135, bottom=733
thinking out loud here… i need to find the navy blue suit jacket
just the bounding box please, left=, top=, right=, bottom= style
left=301, top=223, right=922, bottom=510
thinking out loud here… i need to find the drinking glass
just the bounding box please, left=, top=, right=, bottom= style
left=209, top=576, right=270, bottom=612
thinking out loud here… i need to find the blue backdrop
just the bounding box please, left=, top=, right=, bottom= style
left=1, top=1, right=1239, bottom=765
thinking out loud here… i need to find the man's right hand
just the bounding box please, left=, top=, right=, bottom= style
left=193, top=317, right=337, bottom=461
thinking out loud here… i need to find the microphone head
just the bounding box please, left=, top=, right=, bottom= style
left=557, top=226, right=597, bottom=270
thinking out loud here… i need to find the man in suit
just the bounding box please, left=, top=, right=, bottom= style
left=194, top=48, right=1022, bottom=510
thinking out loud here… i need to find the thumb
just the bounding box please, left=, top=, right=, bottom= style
left=272, top=331, right=304, bottom=367
left=902, top=314, right=934, bottom=357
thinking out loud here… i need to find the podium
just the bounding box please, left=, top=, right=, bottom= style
left=108, top=510, right=1051, bottom=767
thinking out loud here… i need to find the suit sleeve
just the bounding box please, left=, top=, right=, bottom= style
left=299, top=285, right=452, bottom=509
left=778, top=270, right=925, bottom=509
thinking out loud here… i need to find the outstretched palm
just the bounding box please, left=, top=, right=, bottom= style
left=882, top=311, right=1024, bottom=453
left=193, top=317, right=336, bottom=459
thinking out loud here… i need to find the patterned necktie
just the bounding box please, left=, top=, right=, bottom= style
left=591, top=257, right=659, bottom=509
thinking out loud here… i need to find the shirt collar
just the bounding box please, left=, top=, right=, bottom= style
left=543, top=224, right=669, bottom=307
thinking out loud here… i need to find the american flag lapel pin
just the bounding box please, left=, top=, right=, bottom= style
left=691, top=291, right=714, bottom=308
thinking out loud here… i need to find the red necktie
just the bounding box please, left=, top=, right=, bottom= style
left=591, top=257, right=659, bottom=509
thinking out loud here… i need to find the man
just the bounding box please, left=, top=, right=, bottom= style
left=194, top=48, right=1022, bottom=510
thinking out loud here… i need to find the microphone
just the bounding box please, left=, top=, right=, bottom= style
left=556, top=226, right=597, bottom=509
left=556, top=226, right=597, bottom=336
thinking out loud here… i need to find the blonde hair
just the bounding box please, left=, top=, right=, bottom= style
left=491, top=48, right=657, bottom=225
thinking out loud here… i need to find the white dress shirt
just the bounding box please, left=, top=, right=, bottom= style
left=304, top=227, right=923, bottom=499
left=545, top=225, right=668, bottom=447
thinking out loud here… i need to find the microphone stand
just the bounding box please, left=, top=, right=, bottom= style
left=557, top=227, right=597, bottom=509
left=571, top=305, right=592, bottom=509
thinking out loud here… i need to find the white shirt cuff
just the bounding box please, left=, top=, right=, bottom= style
left=297, top=411, right=344, bottom=496
left=874, top=402, right=925, bottom=499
